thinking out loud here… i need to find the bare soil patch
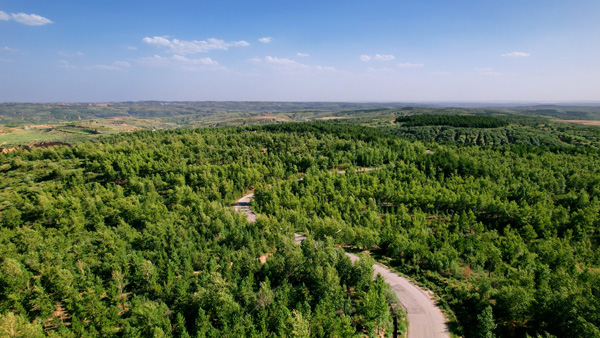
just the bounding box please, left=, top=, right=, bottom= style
left=555, top=119, right=600, bottom=126
left=29, top=124, right=57, bottom=129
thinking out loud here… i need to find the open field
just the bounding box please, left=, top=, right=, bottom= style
left=0, top=116, right=179, bottom=147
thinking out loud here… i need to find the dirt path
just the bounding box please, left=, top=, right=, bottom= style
left=234, top=191, right=449, bottom=338
left=334, top=167, right=377, bottom=174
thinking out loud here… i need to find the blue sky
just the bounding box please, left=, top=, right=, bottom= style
left=1, top=0, right=599, bottom=102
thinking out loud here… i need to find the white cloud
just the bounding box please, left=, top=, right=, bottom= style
left=139, top=54, right=221, bottom=71
left=143, top=36, right=170, bottom=47
left=250, top=56, right=335, bottom=71
left=373, top=54, right=395, bottom=61
left=361, top=54, right=395, bottom=62
left=501, top=51, right=530, bottom=58
left=360, top=55, right=372, bottom=62
left=398, top=62, right=424, bottom=68
left=127, top=46, right=138, bottom=50
left=10, top=12, right=53, bottom=26
left=258, top=37, right=272, bottom=43
left=296, top=52, right=309, bottom=57
left=142, top=36, right=249, bottom=54
left=172, top=55, right=218, bottom=65
left=0, top=11, right=52, bottom=25
left=253, top=56, right=297, bottom=66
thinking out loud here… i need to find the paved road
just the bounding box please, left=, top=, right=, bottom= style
left=233, top=192, right=257, bottom=223
left=347, top=252, right=449, bottom=338
left=235, top=192, right=449, bottom=338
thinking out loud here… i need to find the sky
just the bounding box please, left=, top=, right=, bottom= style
left=1, top=0, right=599, bottom=103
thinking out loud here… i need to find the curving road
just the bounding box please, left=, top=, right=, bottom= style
left=234, top=191, right=449, bottom=338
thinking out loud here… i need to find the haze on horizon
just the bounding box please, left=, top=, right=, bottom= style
left=1, top=0, right=599, bottom=103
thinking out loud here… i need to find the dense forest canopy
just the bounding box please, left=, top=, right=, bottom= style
left=395, top=114, right=508, bottom=128
left=250, top=125, right=600, bottom=337
left=380, top=114, right=600, bottom=147
left=0, top=125, right=406, bottom=337
left=1, top=121, right=599, bottom=337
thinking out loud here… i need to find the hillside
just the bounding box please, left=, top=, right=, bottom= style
left=1, top=122, right=599, bottom=337
left=2, top=103, right=600, bottom=149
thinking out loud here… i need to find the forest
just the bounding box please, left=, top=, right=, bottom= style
left=0, top=121, right=599, bottom=337
left=394, top=115, right=508, bottom=128
left=0, top=125, right=403, bottom=337
left=382, top=123, right=600, bottom=147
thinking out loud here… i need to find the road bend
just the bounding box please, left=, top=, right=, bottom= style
left=235, top=192, right=449, bottom=338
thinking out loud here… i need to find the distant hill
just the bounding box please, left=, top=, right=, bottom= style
left=0, top=102, right=421, bottom=124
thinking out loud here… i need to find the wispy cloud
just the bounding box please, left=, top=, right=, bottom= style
left=250, top=56, right=296, bottom=66
left=296, top=52, right=309, bottom=57
left=398, top=62, right=424, bottom=68
left=250, top=56, right=335, bottom=71
left=361, top=54, right=395, bottom=62
left=127, top=46, right=138, bottom=50
left=0, top=11, right=53, bottom=25
left=59, top=60, right=131, bottom=71
left=367, top=67, right=394, bottom=72
left=58, top=60, right=78, bottom=69
left=2, top=46, right=22, bottom=53
left=501, top=51, right=530, bottom=58
left=91, top=61, right=131, bottom=71
left=0, top=58, right=12, bottom=63
left=142, top=36, right=249, bottom=55
left=431, top=71, right=451, bottom=76
left=59, top=51, right=84, bottom=57
left=139, top=54, right=222, bottom=71
left=258, top=37, right=272, bottom=43
left=476, top=67, right=501, bottom=76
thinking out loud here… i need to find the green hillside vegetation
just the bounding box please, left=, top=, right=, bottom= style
left=383, top=124, right=598, bottom=147
left=0, top=125, right=407, bottom=337
left=249, top=124, right=600, bottom=338
left=0, top=118, right=180, bottom=149
left=3, top=103, right=600, bottom=149
left=380, top=114, right=600, bottom=147
left=395, top=115, right=508, bottom=128
left=0, top=102, right=412, bottom=125
left=2, top=122, right=599, bottom=337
